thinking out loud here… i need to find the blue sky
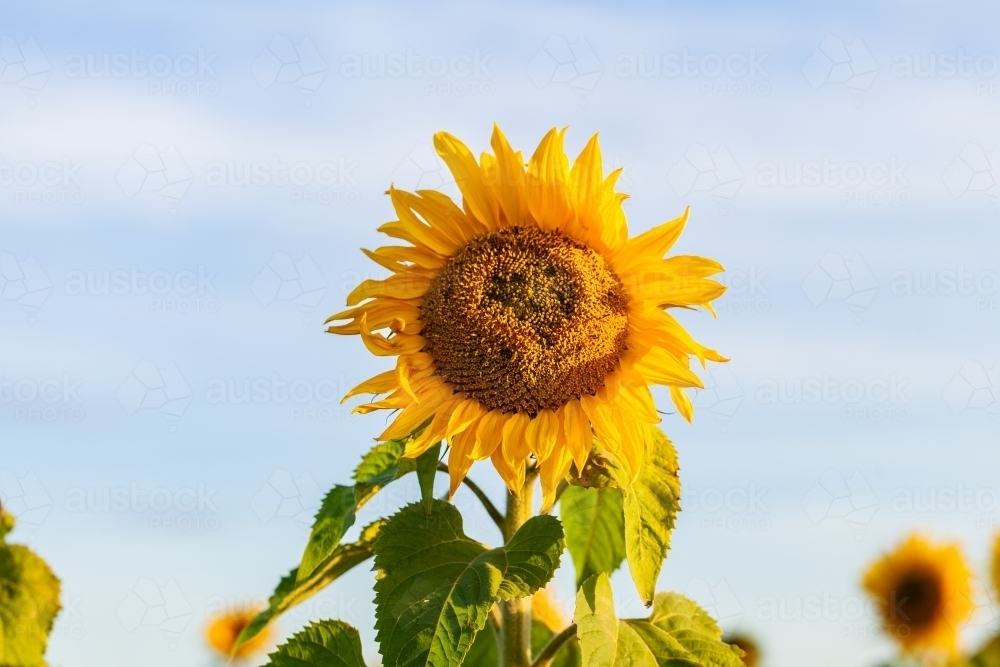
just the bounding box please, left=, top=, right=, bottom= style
left=2, top=2, right=1000, bottom=666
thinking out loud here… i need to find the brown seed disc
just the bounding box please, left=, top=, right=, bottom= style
left=419, top=226, right=628, bottom=415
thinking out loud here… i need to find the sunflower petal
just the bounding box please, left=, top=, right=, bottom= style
left=501, top=411, right=531, bottom=468
left=326, top=299, right=422, bottom=335
left=611, top=208, right=689, bottom=274
left=560, top=400, right=592, bottom=473
left=471, top=409, right=505, bottom=460
left=634, top=346, right=704, bottom=389
left=343, top=370, right=397, bottom=402
left=670, top=386, right=695, bottom=423
left=357, top=314, right=425, bottom=357
left=434, top=131, right=499, bottom=230
left=539, top=446, right=573, bottom=512
left=378, top=382, right=450, bottom=441
left=525, top=409, right=559, bottom=462
left=346, top=271, right=432, bottom=307
left=567, top=133, right=603, bottom=240
left=490, top=123, right=528, bottom=226
left=491, top=446, right=524, bottom=494
left=526, top=127, right=574, bottom=231
left=448, top=426, right=479, bottom=497
left=404, top=393, right=461, bottom=457
left=446, top=398, right=487, bottom=441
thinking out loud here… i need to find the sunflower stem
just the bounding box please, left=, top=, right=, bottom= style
left=530, top=624, right=577, bottom=667
left=436, top=462, right=505, bottom=530
left=500, top=470, right=536, bottom=667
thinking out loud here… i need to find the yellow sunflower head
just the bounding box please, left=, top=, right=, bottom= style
left=862, top=534, right=974, bottom=656
left=328, top=125, right=726, bottom=507
left=204, top=606, right=272, bottom=660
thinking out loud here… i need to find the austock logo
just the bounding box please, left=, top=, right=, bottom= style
left=251, top=252, right=328, bottom=322
left=0, top=156, right=85, bottom=205
left=802, top=35, right=878, bottom=105
left=0, top=470, right=53, bottom=531
left=527, top=35, right=603, bottom=102
left=693, top=365, right=744, bottom=432
left=252, top=34, right=327, bottom=100
left=943, top=361, right=998, bottom=421
left=943, top=144, right=1000, bottom=202
left=116, top=143, right=193, bottom=212
left=0, top=35, right=52, bottom=103
left=666, top=144, right=743, bottom=214
left=116, top=578, right=193, bottom=648
left=251, top=469, right=322, bottom=527
left=802, top=252, right=878, bottom=322
left=801, top=469, right=878, bottom=528
left=1, top=252, right=52, bottom=320
left=116, top=361, right=193, bottom=424
left=2, top=372, right=85, bottom=423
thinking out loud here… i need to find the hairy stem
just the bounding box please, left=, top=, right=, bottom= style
left=530, top=624, right=577, bottom=667
left=500, top=468, right=537, bottom=667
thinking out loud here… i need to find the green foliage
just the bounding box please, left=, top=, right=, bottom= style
left=0, top=512, right=13, bottom=543
left=234, top=521, right=383, bottom=655
left=605, top=430, right=681, bottom=606
left=465, top=616, right=581, bottom=667
left=416, top=442, right=442, bottom=512
left=298, top=438, right=440, bottom=583
left=298, top=485, right=357, bottom=584
left=354, top=438, right=419, bottom=508
left=575, top=574, right=743, bottom=667
left=373, top=500, right=564, bottom=667
left=532, top=621, right=581, bottom=667
left=243, top=439, right=441, bottom=656
left=262, top=619, right=366, bottom=667
left=561, top=485, right=626, bottom=587
left=969, top=636, right=1000, bottom=667
left=0, top=535, right=62, bottom=667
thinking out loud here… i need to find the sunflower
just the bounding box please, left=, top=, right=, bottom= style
left=531, top=587, right=567, bottom=633
left=862, top=534, right=974, bottom=656
left=327, top=125, right=726, bottom=507
left=723, top=633, right=759, bottom=667
left=205, top=607, right=272, bottom=660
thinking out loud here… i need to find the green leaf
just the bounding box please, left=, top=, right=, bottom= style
left=533, top=621, right=582, bottom=667
left=373, top=500, right=564, bottom=667
left=0, top=544, right=61, bottom=667
left=575, top=573, right=743, bottom=667
left=354, top=438, right=418, bottom=508
left=606, top=429, right=680, bottom=606
left=299, top=437, right=438, bottom=585
left=234, top=521, right=383, bottom=655
left=575, top=574, right=620, bottom=667
left=417, top=442, right=441, bottom=512
left=299, top=437, right=445, bottom=584
left=969, top=636, right=1000, bottom=667
left=465, top=617, right=581, bottom=667
left=298, top=485, right=358, bottom=583
left=561, top=485, right=625, bottom=587
left=0, top=509, right=14, bottom=543
left=263, top=619, right=366, bottom=667
left=463, top=619, right=499, bottom=667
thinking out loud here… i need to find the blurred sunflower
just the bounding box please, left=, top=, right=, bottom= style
left=328, top=125, right=725, bottom=507
left=205, top=607, right=272, bottom=661
left=723, top=633, right=759, bottom=667
left=531, top=587, right=567, bottom=633
left=863, top=534, right=974, bottom=656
